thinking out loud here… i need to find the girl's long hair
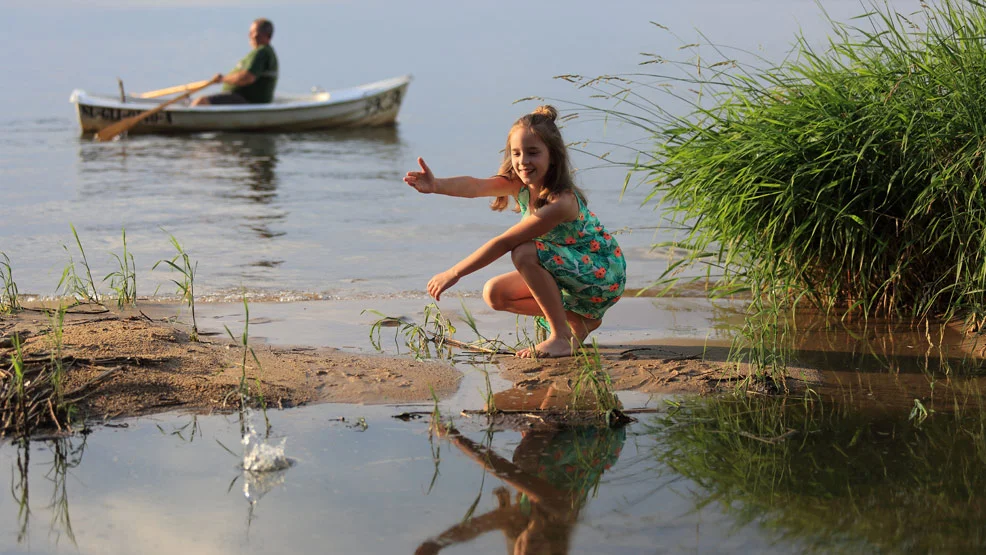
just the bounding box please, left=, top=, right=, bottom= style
left=491, top=105, right=586, bottom=212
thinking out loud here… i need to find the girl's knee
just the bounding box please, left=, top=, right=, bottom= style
left=510, top=242, right=540, bottom=270
left=482, top=279, right=505, bottom=310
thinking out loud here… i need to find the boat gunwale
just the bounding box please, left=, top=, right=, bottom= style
left=70, top=74, right=411, bottom=115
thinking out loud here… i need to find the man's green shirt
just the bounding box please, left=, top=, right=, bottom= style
left=223, top=44, right=278, bottom=103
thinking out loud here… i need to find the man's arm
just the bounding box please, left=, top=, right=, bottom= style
left=218, top=71, right=257, bottom=87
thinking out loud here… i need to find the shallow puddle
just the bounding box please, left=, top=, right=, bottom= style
left=2, top=387, right=984, bottom=554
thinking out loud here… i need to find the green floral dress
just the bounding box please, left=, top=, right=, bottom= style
left=518, top=185, right=626, bottom=321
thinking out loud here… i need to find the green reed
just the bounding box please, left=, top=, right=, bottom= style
left=103, top=227, right=137, bottom=308
left=153, top=234, right=198, bottom=341
left=224, top=297, right=270, bottom=433
left=10, top=335, right=26, bottom=417
left=366, top=302, right=518, bottom=360
left=1, top=252, right=21, bottom=313
left=47, top=306, right=67, bottom=406
left=562, top=0, right=986, bottom=375
left=571, top=339, right=620, bottom=419
left=57, top=224, right=100, bottom=304
left=476, top=365, right=496, bottom=414
left=365, top=303, right=458, bottom=359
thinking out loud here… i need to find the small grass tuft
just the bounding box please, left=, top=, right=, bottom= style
left=0, top=252, right=21, bottom=313
left=103, top=227, right=137, bottom=308
left=57, top=224, right=100, bottom=304
left=223, top=297, right=270, bottom=433
left=571, top=339, right=620, bottom=419
left=153, top=234, right=198, bottom=341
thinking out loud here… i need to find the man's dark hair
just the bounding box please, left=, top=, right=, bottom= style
left=254, top=18, right=274, bottom=39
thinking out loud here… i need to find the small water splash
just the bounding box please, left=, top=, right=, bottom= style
left=240, top=417, right=294, bottom=505
left=241, top=420, right=292, bottom=473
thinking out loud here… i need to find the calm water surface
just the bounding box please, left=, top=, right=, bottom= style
left=4, top=392, right=985, bottom=554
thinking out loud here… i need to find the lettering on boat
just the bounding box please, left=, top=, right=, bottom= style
left=79, top=105, right=174, bottom=125
left=363, top=89, right=402, bottom=117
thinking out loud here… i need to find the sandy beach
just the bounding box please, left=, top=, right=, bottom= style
left=0, top=295, right=774, bottom=421
left=6, top=292, right=984, bottom=424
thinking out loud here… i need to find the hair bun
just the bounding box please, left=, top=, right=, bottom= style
left=532, top=105, right=558, bottom=122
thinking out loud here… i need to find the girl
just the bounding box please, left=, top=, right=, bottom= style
left=404, top=105, right=626, bottom=358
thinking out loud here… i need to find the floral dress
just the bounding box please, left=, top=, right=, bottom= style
left=518, top=185, right=626, bottom=321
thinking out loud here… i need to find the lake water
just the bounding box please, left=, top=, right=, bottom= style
left=6, top=1, right=971, bottom=554
left=3, top=0, right=890, bottom=301
left=5, top=391, right=986, bottom=554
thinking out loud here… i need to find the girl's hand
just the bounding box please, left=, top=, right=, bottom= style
left=427, top=270, right=459, bottom=301
left=404, top=157, right=437, bottom=194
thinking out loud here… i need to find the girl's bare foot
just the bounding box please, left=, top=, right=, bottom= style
left=573, top=317, right=601, bottom=341
left=517, top=335, right=576, bottom=358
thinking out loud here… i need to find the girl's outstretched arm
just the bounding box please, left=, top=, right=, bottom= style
left=404, top=157, right=518, bottom=198
left=427, top=193, right=578, bottom=300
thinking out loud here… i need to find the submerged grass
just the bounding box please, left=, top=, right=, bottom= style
left=563, top=0, right=986, bottom=376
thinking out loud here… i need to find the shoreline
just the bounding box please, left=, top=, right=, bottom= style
left=3, top=294, right=984, bottom=431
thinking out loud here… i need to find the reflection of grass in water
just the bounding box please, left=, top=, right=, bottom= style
left=47, top=438, right=84, bottom=547
left=10, top=436, right=87, bottom=549
left=649, top=392, right=986, bottom=552
left=13, top=439, right=30, bottom=543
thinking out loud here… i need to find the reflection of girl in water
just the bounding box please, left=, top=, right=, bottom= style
left=416, top=423, right=625, bottom=554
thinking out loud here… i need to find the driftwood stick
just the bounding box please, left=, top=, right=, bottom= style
left=47, top=398, right=62, bottom=432
left=434, top=336, right=513, bottom=355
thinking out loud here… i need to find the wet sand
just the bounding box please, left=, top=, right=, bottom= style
left=3, top=294, right=983, bottom=425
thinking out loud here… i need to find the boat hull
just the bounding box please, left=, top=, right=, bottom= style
left=70, top=75, right=411, bottom=135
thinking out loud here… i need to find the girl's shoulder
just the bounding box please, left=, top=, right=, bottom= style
left=543, top=189, right=581, bottom=221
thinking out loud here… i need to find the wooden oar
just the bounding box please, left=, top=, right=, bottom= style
left=95, top=77, right=219, bottom=142
left=136, top=79, right=214, bottom=99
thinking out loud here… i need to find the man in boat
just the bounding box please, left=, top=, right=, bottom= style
left=191, top=18, right=279, bottom=106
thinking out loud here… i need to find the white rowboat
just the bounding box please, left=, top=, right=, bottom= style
left=70, top=75, right=411, bottom=135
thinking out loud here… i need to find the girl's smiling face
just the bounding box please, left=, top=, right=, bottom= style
left=510, top=127, right=551, bottom=187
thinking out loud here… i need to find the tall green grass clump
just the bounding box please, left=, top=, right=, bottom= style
left=571, top=1, right=986, bottom=330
